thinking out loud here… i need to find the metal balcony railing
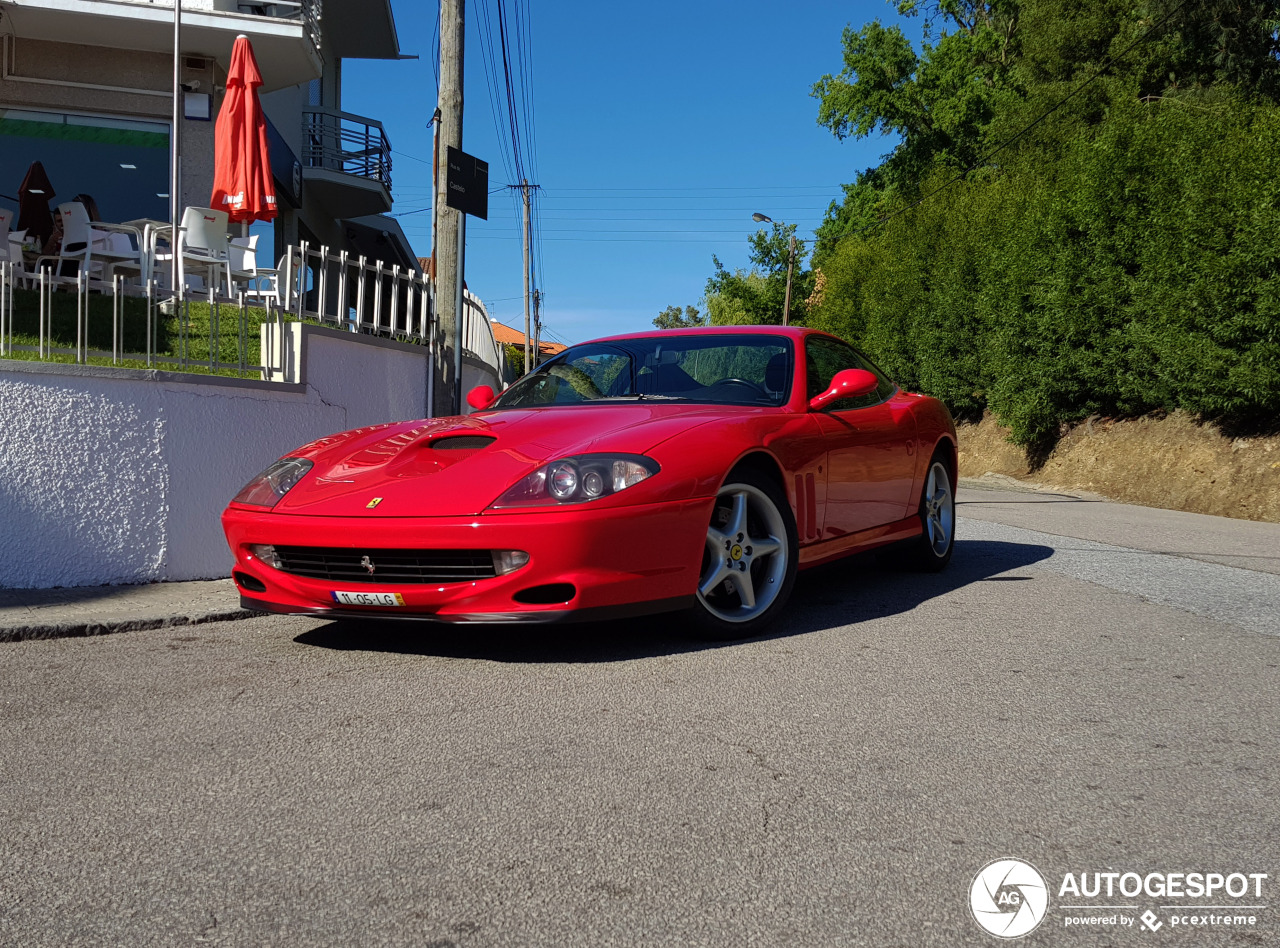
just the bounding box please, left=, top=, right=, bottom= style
left=301, top=108, right=392, bottom=193
left=224, top=0, right=322, bottom=53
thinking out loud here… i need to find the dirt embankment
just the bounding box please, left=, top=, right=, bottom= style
left=957, top=411, right=1280, bottom=523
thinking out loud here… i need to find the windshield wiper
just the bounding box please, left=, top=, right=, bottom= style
left=597, top=393, right=689, bottom=401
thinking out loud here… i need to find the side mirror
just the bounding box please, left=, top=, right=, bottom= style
left=466, top=385, right=496, bottom=411
left=808, top=368, right=879, bottom=411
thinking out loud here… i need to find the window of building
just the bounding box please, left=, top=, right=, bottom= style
left=0, top=107, right=170, bottom=226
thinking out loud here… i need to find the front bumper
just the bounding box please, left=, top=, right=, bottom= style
left=222, top=498, right=711, bottom=623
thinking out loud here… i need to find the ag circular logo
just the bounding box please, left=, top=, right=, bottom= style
left=970, top=858, right=1050, bottom=938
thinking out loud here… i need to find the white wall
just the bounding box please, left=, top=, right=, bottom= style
left=0, top=325, right=430, bottom=588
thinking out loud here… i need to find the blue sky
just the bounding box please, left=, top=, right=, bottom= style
left=340, top=1, right=908, bottom=346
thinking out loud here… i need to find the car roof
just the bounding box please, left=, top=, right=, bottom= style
left=585, top=325, right=817, bottom=345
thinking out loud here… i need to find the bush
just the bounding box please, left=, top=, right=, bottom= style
left=811, top=92, right=1280, bottom=446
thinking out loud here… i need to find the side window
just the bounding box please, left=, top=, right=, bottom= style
left=805, top=337, right=895, bottom=411
left=498, top=347, right=631, bottom=406
left=541, top=351, right=628, bottom=402
left=566, top=350, right=630, bottom=395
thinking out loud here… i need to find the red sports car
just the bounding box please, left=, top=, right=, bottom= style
left=222, top=327, right=957, bottom=638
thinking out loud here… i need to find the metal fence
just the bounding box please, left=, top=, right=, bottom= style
left=288, top=240, right=429, bottom=340
left=220, top=0, right=323, bottom=54
left=0, top=246, right=432, bottom=379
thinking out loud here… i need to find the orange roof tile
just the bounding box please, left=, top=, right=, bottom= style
left=491, top=320, right=567, bottom=355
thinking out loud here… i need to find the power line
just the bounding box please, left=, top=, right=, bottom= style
left=508, top=205, right=833, bottom=212
left=392, top=149, right=434, bottom=166
left=467, top=235, right=771, bottom=243
left=476, top=0, right=517, bottom=185
left=537, top=193, right=838, bottom=201
left=542, top=185, right=843, bottom=192
left=431, top=3, right=440, bottom=101
left=495, top=0, right=525, bottom=183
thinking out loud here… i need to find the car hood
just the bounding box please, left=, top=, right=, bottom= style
left=275, top=403, right=756, bottom=517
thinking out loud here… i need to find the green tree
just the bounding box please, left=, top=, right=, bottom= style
left=805, top=0, right=1280, bottom=447
left=704, top=222, right=813, bottom=326
left=811, top=4, right=1020, bottom=185
left=653, top=304, right=705, bottom=329
left=503, top=342, right=527, bottom=380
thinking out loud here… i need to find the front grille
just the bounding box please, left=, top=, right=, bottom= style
left=274, top=547, right=497, bottom=584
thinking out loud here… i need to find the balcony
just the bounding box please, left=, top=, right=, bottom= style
left=300, top=108, right=392, bottom=219
left=0, top=0, right=324, bottom=91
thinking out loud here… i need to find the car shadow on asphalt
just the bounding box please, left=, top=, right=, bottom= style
left=291, top=538, right=1054, bottom=663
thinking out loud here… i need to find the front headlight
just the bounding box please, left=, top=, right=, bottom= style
left=490, top=454, right=659, bottom=508
left=231, top=457, right=314, bottom=508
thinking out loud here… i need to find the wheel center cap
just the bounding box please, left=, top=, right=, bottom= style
left=730, top=544, right=744, bottom=561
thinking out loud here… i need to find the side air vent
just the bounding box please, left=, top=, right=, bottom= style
left=233, top=570, right=267, bottom=593
left=431, top=435, right=497, bottom=451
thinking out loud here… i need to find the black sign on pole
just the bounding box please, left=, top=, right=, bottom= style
left=445, top=146, right=489, bottom=220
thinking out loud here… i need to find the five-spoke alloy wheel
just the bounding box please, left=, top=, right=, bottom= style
left=904, top=455, right=955, bottom=571
left=690, top=470, right=798, bottom=639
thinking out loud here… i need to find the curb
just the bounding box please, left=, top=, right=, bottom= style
left=0, top=608, right=257, bottom=644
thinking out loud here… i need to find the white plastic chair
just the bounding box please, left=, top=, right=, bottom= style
left=0, top=209, right=12, bottom=270
left=181, top=207, right=232, bottom=296
left=228, top=234, right=260, bottom=297
left=229, top=236, right=293, bottom=307
left=35, top=202, right=142, bottom=289
left=4, top=229, right=34, bottom=288
left=0, top=209, right=19, bottom=288
left=152, top=207, right=232, bottom=297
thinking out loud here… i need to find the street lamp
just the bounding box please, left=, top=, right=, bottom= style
left=751, top=212, right=796, bottom=326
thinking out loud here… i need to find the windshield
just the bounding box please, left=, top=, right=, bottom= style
left=492, top=335, right=793, bottom=409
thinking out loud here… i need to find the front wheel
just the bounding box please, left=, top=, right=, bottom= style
left=686, top=470, right=798, bottom=640
left=902, top=455, right=955, bottom=571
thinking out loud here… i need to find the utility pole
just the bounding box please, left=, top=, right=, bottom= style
left=532, top=289, right=542, bottom=367
left=433, top=0, right=464, bottom=415
left=751, top=212, right=797, bottom=326
left=521, top=178, right=531, bottom=375
left=782, top=233, right=796, bottom=327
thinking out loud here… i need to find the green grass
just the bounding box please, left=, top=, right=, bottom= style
left=3, top=287, right=287, bottom=377
left=1, top=286, right=429, bottom=378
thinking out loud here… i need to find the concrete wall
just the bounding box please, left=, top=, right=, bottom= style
left=0, top=325, right=431, bottom=588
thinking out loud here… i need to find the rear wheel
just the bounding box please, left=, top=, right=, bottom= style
left=687, top=470, right=798, bottom=640
left=903, top=455, right=955, bottom=571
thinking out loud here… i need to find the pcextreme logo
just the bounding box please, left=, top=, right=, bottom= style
left=969, top=859, right=1270, bottom=938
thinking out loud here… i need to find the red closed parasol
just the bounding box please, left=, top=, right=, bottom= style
left=210, top=35, right=277, bottom=224
left=16, top=160, right=56, bottom=245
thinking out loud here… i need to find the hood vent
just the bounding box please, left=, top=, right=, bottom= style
left=430, top=435, right=497, bottom=451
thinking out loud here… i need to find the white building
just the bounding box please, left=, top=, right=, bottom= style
left=0, top=0, right=418, bottom=274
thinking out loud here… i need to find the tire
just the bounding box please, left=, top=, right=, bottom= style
left=686, top=469, right=798, bottom=640
left=902, top=453, right=955, bottom=571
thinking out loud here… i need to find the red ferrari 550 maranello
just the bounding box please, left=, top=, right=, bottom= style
left=222, top=326, right=957, bottom=638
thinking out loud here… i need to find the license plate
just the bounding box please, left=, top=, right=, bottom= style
left=330, top=590, right=405, bottom=607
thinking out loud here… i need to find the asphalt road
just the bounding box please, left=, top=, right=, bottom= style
left=2, top=484, right=1278, bottom=947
